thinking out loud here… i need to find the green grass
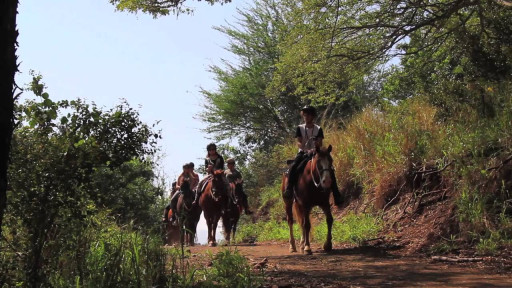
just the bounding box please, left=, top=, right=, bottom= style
left=195, top=248, right=263, bottom=288
left=315, top=212, right=382, bottom=245
left=238, top=211, right=381, bottom=246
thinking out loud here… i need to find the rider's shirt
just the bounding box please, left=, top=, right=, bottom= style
left=205, top=155, right=225, bottom=174
left=295, top=124, right=324, bottom=152
left=190, top=171, right=200, bottom=190
left=177, top=172, right=197, bottom=191
left=225, top=168, right=242, bottom=183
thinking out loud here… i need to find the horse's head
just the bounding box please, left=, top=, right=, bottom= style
left=180, top=177, right=192, bottom=195
left=313, top=144, right=334, bottom=190
left=210, top=170, right=226, bottom=198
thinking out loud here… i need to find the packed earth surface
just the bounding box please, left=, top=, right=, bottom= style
left=174, top=159, right=512, bottom=287
left=185, top=241, right=512, bottom=288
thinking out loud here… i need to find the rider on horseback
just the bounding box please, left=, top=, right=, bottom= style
left=192, top=143, right=228, bottom=206
left=283, top=105, right=343, bottom=207
left=225, top=158, right=253, bottom=215
left=163, top=163, right=197, bottom=223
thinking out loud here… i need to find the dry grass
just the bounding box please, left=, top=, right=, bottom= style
left=324, top=99, right=442, bottom=209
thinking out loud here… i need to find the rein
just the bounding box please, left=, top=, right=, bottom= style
left=310, top=156, right=332, bottom=188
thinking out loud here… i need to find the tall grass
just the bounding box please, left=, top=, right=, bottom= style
left=196, top=249, right=263, bottom=288
left=313, top=212, right=382, bottom=245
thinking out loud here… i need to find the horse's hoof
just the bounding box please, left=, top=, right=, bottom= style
left=303, top=245, right=312, bottom=255
left=323, top=242, right=332, bottom=252
left=289, top=247, right=297, bottom=253
left=209, top=242, right=217, bottom=247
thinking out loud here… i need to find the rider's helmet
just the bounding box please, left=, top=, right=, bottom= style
left=301, top=105, right=317, bottom=117
left=188, top=162, right=195, bottom=169
left=206, top=143, right=217, bottom=151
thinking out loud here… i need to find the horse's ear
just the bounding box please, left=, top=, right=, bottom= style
left=328, top=144, right=332, bottom=153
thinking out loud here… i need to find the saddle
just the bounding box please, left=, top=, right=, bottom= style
left=198, top=179, right=210, bottom=194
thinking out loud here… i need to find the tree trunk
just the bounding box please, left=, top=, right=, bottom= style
left=0, top=0, right=18, bottom=234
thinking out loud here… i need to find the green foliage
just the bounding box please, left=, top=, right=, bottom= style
left=429, top=235, right=459, bottom=255
left=237, top=220, right=300, bottom=243
left=476, top=233, right=500, bottom=256
left=60, top=213, right=168, bottom=287
left=197, top=249, right=262, bottom=288
left=2, top=75, right=165, bottom=287
left=199, top=0, right=298, bottom=152
left=314, top=212, right=382, bottom=245
left=109, top=0, right=232, bottom=17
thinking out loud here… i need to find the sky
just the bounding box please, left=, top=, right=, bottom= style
left=16, top=0, right=248, bottom=183
left=16, top=0, right=251, bottom=243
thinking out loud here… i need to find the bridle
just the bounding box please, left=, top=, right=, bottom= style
left=310, top=154, right=333, bottom=188
left=210, top=175, right=225, bottom=201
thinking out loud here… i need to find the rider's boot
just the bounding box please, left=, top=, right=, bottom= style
left=242, top=194, right=253, bottom=215
left=332, top=189, right=343, bottom=208
left=331, top=170, right=343, bottom=207
left=283, top=169, right=296, bottom=200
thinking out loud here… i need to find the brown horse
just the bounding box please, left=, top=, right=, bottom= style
left=199, top=170, right=227, bottom=247
left=175, top=179, right=202, bottom=246
left=282, top=145, right=335, bottom=255
left=221, top=179, right=244, bottom=244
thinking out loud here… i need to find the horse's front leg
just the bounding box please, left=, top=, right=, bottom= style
left=232, top=222, right=237, bottom=244
left=210, top=215, right=220, bottom=247
left=303, top=208, right=312, bottom=255
left=223, top=222, right=231, bottom=246
left=321, top=205, right=333, bottom=252
left=285, top=199, right=296, bottom=253
left=206, top=216, right=215, bottom=247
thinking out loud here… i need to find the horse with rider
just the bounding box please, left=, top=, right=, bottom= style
left=282, top=105, right=343, bottom=254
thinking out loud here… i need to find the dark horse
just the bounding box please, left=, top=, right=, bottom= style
left=199, top=170, right=227, bottom=247
left=282, top=145, right=335, bottom=254
left=221, top=179, right=244, bottom=244
left=175, top=178, right=202, bottom=246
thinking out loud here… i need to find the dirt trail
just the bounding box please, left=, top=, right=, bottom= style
left=187, top=241, right=512, bottom=288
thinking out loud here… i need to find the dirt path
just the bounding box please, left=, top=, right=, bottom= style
left=187, top=241, right=512, bottom=288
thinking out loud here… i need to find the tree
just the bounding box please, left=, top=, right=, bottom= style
left=304, top=0, right=512, bottom=115
left=378, top=0, right=512, bottom=117
left=5, top=77, right=162, bottom=286
left=0, top=0, right=231, bottom=240
left=109, top=0, right=232, bottom=16
left=199, top=0, right=301, bottom=152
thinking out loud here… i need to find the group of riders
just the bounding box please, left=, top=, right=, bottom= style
left=162, top=144, right=252, bottom=224
left=162, top=105, right=343, bottom=225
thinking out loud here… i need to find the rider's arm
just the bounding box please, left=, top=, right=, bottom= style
left=315, top=127, right=325, bottom=148
left=295, top=126, right=303, bottom=151
left=176, top=174, right=184, bottom=190
left=191, top=173, right=199, bottom=190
